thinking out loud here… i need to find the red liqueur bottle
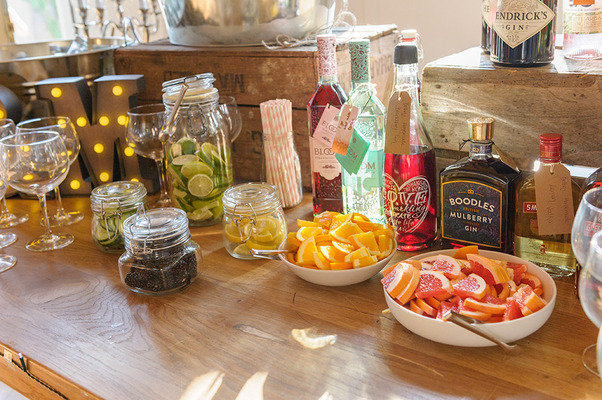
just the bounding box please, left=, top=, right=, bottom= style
left=307, top=34, right=348, bottom=214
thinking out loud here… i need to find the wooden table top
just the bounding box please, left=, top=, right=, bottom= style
left=0, top=194, right=599, bottom=400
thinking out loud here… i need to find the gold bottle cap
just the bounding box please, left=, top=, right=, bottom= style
left=467, top=117, right=494, bottom=141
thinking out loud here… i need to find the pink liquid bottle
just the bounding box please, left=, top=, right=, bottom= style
left=384, top=43, right=437, bottom=251
left=307, top=34, right=348, bottom=215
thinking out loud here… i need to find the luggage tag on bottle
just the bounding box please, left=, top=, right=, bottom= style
left=335, top=128, right=369, bottom=175
left=312, top=104, right=340, bottom=148
left=332, top=104, right=359, bottom=156
left=384, top=91, right=411, bottom=155
left=534, top=163, right=574, bottom=235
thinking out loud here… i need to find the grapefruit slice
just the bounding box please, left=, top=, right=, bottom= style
left=458, top=259, right=472, bottom=275
left=463, top=295, right=507, bottom=315
left=512, top=285, right=547, bottom=315
left=409, top=300, right=424, bottom=315
left=381, top=262, right=420, bottom=304
left=430, top=255, right=462, bottom=280
left=520, top=272, right=542, bottom=289
left=452, top=273, right=487, bottom=300
left=436, top=296, right=462, bottom=320
left=415, top=297, right=437, bottom=317
left=452, top=245, right=479, bottom=260
left=503, top=298, right=523, bottom=321
left=458, top=308, right=492, bottom=322
left=504, top=261, right=527, bottom=285
left=414, top=270, right=453, bottom=299
left=466, top=254, right=510, bottom=285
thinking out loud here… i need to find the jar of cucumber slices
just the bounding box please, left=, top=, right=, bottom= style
left=162, top=73, right=234, bottom=226
left=90, top=181, right=148, bottom=253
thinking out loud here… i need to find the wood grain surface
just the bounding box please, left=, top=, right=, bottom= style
left=0, top=195, right=599, bottom=400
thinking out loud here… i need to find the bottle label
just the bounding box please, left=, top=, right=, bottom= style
left=316, top=35, right=338, bottom=77
left=310, top=137, right=341, bottom=181
left=312, top=104, right=340, bottom=148
left=564, top=6, right=602, bottom=34
left=384, top=174, right=431, bottom=234
left=523, top=202, right=538, bottom=213
left=332, top=104, right=359, bottom=156
left=482, top=0, right=492, bottom=27
left=492, top=0, right=556, bottom=49
left=441, top=180, right=502, bottom=248
left=534, top=163, right=574, bottom=235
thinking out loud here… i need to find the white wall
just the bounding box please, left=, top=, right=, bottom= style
left=347, top=0, right=483, bottom=67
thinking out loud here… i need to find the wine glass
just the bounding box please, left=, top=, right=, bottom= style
left=0, top=119, right=29, bottom=228
left=0, top=161, right=17, bottom=272
left=126, top=104, right=172, bottom=207
left=578, top=230, right=602, bottom=377
left=573, top=187, right=602, bottom=375
left=0, top=130, right=73, bottom=251
left=218, top=96, right=242, bottom=143
left=16, top=117, right=83, bottom=227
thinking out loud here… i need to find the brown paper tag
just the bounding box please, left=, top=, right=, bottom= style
left=332, top=104, right=359, bottom=156
left=384, top=91, right=411, bottom=155
left=534, top=163, right=575, bottom=236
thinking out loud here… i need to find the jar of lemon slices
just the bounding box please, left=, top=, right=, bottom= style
left=222, top=182, right=287, bottom=259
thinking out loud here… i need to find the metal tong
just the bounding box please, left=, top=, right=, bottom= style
left=249, top=248, right=294, bottom=260
left=443, top=310, right=518, bottom=353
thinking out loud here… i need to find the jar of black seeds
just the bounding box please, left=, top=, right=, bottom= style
left=118, top=206, right=201, bottom=295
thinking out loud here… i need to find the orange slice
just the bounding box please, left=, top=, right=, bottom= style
left=374, top=227, right=395, bottom=239
left=351, top=212, right=370, bottom=222
left=296, top=236, right=318, bottom=265
left=344, top=247, right=370, bottom=263
left=452, top=245, right=479, bottom=260
left=313, top=211, right=341, bottom=229
left=328, top=213, right=353, bottom=232
left=355, top=219, right=381, bottom=232
left=312, top=252, right=331, bottom=270
left=352, top=255, right=378, bottom=268
left=318, top=245, right=346, bottom=262
left=330, top=222, right=363, bottom=243
left=297, top=219, right=322, bottom=228
left=296, top=226, right=323, bottom=242
left=349, top=231, right=379, bottom=253
left=314, top=234, right=332, bottom=243
left=287, top=232, right=302, bottom=248
left=332, top=240, right=356, bottom=254
left=330, top=261, right=353, bottom=270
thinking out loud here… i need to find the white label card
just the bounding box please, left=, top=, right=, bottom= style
left=332, top=104, right=359, bottom=156
left=312, top=105, right=340, bottom=148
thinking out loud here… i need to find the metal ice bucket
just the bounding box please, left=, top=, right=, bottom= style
left=158, top=0, right=336, bottom=46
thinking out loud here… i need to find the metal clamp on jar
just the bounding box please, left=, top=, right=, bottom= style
left=222, top=182, right=287, bottom=260
left=118, top=206, right=202, bottom=295
left=90, top=181, right=148, bottom=253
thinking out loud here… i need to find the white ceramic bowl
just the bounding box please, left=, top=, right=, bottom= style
left=384, top=249, right=557, bottom=347
left=279, top=248, right=396, bottom=287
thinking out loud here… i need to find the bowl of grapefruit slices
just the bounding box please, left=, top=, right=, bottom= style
left=279, top=212, right=397, bottom=286
left=381, top=247, right=556, bottom=347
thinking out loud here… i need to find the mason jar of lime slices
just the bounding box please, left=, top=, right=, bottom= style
left=162, top=73, right=234, bottom=226
left=90, top=181, right=148, bottom=253
left=222, top=182, right=287, bottom=259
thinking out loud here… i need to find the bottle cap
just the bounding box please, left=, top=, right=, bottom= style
left=400, top=29, right=417, bottom=40
left=467, top=117, right=494, bottom=141
left=394, top=43, right=418, bottom=65
left=539, top=133, right=562, bottom=163
left=316, top=34, right=337, bottom=77
left=349, top=39, right=370, bottom=83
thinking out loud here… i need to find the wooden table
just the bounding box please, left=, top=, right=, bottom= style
left=0, top=195, right=599, bottom=399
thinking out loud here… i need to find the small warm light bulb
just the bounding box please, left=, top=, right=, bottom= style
left=99, top=172, right=110, bottom=182
left=124, top=147, right=135, bottom=157
left=112, top=85, right=124, bottom=96
left=51, top=87, right=62, bottom=98
left=70, top=180, right=81, bottom=190
left=131, top=178, right=139, bottom=182
left=0, top=110, right=5, bottom=119
left=68, top=150, right=73, bottom=157
left=23, top=145, right=30, bottom=152
left=76, top=117, right=87, bottom=127
left=94, top=143, right=104, bottom=154
left=117, top=115, right=127, bottom=126
left=57, top=118, right=67, bottom=126
left=23, top=174, right=33, bottom=181
left=99, top=116, right=109, bottom=126
left=60, top=167, right=67, bottom=173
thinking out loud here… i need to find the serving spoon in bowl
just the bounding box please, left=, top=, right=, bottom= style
left=443, top=310, right=518, bottom=353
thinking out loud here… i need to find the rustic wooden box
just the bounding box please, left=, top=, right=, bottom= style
left=114, top=25, right=398, bottom=188
left=422, top=47, right=602, bottom=171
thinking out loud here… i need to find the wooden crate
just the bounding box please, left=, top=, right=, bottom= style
left=114, top=25, right=398, bottom=188
left=422, top=47, right=602, bottom=170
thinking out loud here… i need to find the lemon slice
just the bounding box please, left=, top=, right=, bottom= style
left=172, top=154, right=199, bottom=166
left=181, top=161, right=213, bottom=179
left=233, top=244, right=252, bottom=256
left=188, top=174, right=214, bottom=198
left=224, top=222, right=244, bottom=244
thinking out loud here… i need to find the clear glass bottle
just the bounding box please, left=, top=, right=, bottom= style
left=307, top=34, right=347, bottom=215
left=490, top=0, right=558, bottom=66
left=222, top=182, right=287, bottom=260
left=440, top=117, right=522, bottom=253
left=481, top=0, right=492, bottom=54
left=119, top=206, right=201, bottom=295
left=162, top=73, right=234, bottom=226
left=341, top=39, right=386, bottom=223
left=90, top=181, right=148, bottom=253
left=514, top=133, right=580, bottom=276
left=384, top=43, right=437, bottom=251
left=563, top=0, right=602, bottom=60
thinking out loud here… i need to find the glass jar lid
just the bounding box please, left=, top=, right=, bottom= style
left=162, top=73, right=219, bottom=108
left=222, top=182, right=281, bottom=217
left=123, top=207, right=191, bottom=255
left=90, top=181, right=147, bottom=213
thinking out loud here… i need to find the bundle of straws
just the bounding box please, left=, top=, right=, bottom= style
left=259, top=99, right=302, bottom=208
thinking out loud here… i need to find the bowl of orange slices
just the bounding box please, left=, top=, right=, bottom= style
left=382, top=248, right=557, bottom=347
left=279, top=212, right=397, bottom=286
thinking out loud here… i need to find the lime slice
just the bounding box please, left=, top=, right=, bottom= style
left=181, top=161, right=213, bottom=179
left=192, top=199, right=220, bottom=210
left=188, top=174, right=214, bottom=198
left=172, top=188, right=188, bottom=199
left=172, top=154, right=199, bottom=166
left=211, top=150, right=225, bottom=166
left=167, top=165, right=186, bottom=188
left=187, top=208, right=213, bottom=221
left=169, top=143, right=182, bottom=159
left=179, top=139, right=198, bottom=155
left=201, top=142, right=218, bottom=159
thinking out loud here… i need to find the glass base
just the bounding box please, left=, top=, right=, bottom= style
left=0, top=233, right=17, bottom=249
left=0, top=254, right=16, bottom=273
left=583, top=343, right=600, bottom=377
left=26, top=233, right=74, bottom=252
left=44, top=211, right=84, bottom=228
left=151, top=195, right=173, bottom=208
left=0, top=212, right=29, bottom=228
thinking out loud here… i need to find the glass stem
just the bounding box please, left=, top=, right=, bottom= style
left=54, top=187, right=67, bottom=217
left=156, top=158, right=169, bottom=199
left=0, top=197, right=9, bottom=218
left=38, top=194, right=53, bottom=240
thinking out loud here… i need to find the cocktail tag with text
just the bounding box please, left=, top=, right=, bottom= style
left=384, top=90, right=411, bottom=155
left=534, top=163, right=574, bottom=236
left=332, top=104, right=359, bottom=156
left=335, top=129, right=369, bottom=175
left=312, top=104, right=340, bottom=148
